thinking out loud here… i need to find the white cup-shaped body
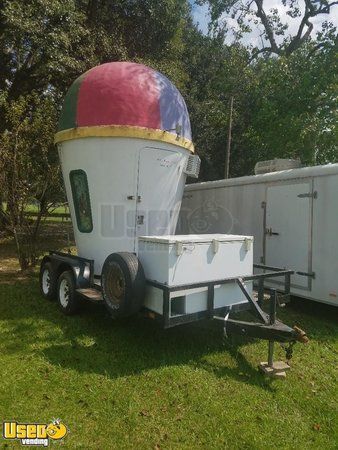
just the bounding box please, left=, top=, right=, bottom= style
left=58, top=137, right=190, bottom=275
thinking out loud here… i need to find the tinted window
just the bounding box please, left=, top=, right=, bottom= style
left=69, top=170, right=93, bottom=233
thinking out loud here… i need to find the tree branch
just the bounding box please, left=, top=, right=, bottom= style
left=249, top=46, right=273, bottom=61
left=254, top=0, right=280, bottom=54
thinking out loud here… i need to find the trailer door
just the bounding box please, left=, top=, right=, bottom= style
left=136, top=147, right=186, bottom=246
left=265, top=182, right=313, bottom=289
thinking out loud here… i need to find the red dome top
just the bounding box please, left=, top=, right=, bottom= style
left=56, top=62, right=193, bottom=150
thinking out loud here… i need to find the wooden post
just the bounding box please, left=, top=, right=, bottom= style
left=225, top=95, right=234, bottom=179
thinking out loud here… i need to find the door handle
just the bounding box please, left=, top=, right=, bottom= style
left=265, top=228, right=279, bottom=236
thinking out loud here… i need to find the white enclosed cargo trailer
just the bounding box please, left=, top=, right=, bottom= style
left=179, top=163, right=338, bottom=307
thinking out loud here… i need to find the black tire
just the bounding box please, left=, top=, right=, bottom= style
left=57, top=270, right=81, bottom=315
left=101, top=252, right=146, bottom=318
left=39, top=261, right=57, bottom=300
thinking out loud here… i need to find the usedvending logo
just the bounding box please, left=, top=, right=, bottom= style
left=3, top=419, right=68, bottom=446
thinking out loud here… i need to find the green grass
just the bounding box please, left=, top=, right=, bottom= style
left=2, top=203, right=69, bottom=215
left=0, top=273, right=337, bottom=449
left=0, top=229, right=337, bottom=448
left=1, top=202, right=71, bottom=223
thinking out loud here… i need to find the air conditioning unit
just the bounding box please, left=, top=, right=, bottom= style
left=254, top=159, right=301, bottom=175
left=184, top=154, right=201, bottom=178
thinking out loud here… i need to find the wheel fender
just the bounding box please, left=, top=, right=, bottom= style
left=43, top=253, right=91, bottom=289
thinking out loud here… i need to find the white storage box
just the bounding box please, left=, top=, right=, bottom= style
left=138, top=234, right=253, bottom=316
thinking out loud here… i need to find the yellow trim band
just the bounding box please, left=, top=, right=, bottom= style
left=54, top=125, right=194, bottom=152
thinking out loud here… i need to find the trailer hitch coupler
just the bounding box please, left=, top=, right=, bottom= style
left=293, top=326, right=309, bottom=344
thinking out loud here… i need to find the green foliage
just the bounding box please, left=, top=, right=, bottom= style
left=242, top=42, right=338, bottom=169
left=0, top=92, right=62, bottom=267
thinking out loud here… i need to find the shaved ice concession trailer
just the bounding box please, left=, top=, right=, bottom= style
left=179, top=162, right=338, bottom=307
left=40, top=62, right=307, bottom=376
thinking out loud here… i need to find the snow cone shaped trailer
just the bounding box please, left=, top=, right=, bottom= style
left=40, top=62, right=307, bottom=377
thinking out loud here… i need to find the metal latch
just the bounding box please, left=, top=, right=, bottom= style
left=176, top=241, right=183, bottom=256
left=296, top=271, right=316, bottom=279
left=137, top=215, right=144, bottom=225
left=127, top=195, right=142, bottom=202
left=297, top=191, right=317, bottom=199
left=265, top=227, right=279, bottom=236
left=244, top=238, right=252, bottom=251
left=212, top=239, right=219, bottom=254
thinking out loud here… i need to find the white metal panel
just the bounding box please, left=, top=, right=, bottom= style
left=143, top=283, right=251, bottom=315
left=265, top=183, right=312, bottom=289
left=178, top=183, right=265, bottom=263
left=59, top=138, right=189, bottom=275
left=136, top=147, right=187, bottom=244
left=310, top=174, right=338, bottom=305
left=58, top=138, right=139, bottom=274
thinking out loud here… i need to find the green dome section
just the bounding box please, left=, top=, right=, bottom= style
left=58, top=72, right=86, bottom=131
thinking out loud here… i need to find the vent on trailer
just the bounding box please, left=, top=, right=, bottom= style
left=184, top=154, right=201, bottom=178
left=254, top=159, right=301, bottom=175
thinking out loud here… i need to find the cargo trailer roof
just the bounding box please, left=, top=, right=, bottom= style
left=185, top=163, right=338, bottom=191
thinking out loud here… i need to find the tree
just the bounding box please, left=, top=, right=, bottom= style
left=197, top=0, right=338, bottom=57
left=241, top=40, right=338, bottom=168
left=0, top=92, right=63, bottom=269
left=0, top=0, right=192, bottom=268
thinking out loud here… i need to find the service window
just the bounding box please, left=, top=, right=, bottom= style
left=69, top=169, right=93, bottom=233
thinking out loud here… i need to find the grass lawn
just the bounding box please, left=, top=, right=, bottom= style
left=0, top=232, right=337, bottom=449
left=1, top=202, right=71, bottom=223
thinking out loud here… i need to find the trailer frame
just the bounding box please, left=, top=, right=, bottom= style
left=147, top=264, right=293, bottom=329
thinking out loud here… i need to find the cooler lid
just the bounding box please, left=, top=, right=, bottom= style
left=138, top=234, right=253, bottom=244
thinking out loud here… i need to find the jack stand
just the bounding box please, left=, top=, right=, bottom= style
left=259, top=290, right=290, bottom=378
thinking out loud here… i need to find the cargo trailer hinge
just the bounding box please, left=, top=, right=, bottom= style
left=297, top=191, right=317, bottom=199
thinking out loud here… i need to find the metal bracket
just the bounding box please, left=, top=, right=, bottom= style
left=175, top=241, right=183, bottom=256
left=137, top=215, right=144, bottom=225
left=296, top=271, right=316, bottom=279
left=297, top=191, right=317, bottom=199
left=212, top=239, right=219, bottom=254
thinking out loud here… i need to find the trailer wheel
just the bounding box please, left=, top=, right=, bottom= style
left=101, top=252, right=146, bottom=318
left=57, top=270, right=81, bottom=315
left=39, top=261, right=57, bottom=300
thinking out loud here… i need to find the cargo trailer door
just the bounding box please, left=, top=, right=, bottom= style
left=265, top=182, right=313, bottom=290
